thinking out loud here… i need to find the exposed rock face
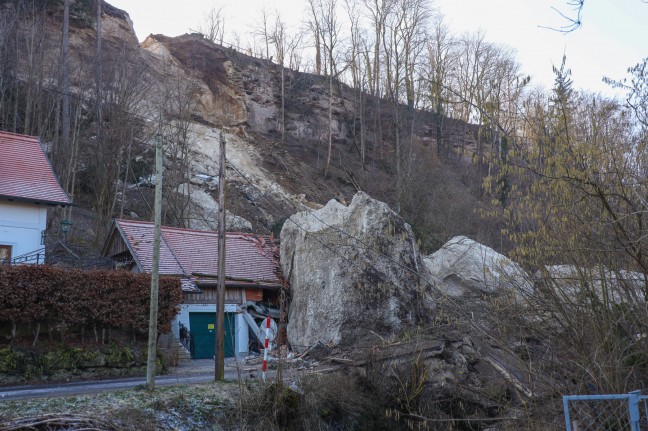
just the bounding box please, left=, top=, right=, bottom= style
left=176, top=185, right=252, bottom=232
left=142, top=34, right=248, bottom=126
left=424, top=236, right=532, bottom=298
left=281, top=192, right=434, bottom=352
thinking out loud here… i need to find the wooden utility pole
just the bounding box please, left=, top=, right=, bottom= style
left=61, top=0, right=72, bottom=223
left=95, top=0, right=102, bottom=129
left=61, top=0, right=70, bottom=170
left=215, top=131, right=226, bottom=381
left=146, top=134, right=163, bottom=390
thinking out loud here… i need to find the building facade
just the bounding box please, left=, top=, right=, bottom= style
left=0, top=131, right=71, bottom=263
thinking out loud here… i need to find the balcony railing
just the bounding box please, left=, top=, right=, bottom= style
left=2, top=247, right=46, bottom=265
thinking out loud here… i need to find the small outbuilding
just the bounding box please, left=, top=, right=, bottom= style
left=102, top=219, right=285, bottom=358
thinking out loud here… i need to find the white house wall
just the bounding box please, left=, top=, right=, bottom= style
left=0, top=201, right=47, bottom=262
left=172, top=303, right=249, bottom=357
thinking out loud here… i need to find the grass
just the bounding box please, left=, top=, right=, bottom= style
left=0, top=381, right=240, bottom=431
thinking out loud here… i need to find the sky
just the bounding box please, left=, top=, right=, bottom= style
left=107, top=0, right=648, bottom=97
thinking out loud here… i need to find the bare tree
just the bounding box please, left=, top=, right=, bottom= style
left=360, top=0, right=395, bottom=153
left=344, top=0, right=368, bottom=168
left=306, top=1, right=323, bottom=75
left=391, top=0, right=431, bottom=207
left=271, top=13, right=288, bottom=143
left=160, top=75, right=200, bottom=227
left=426, top=15, right=456, bottom=159
left=251, top=6, right=272, bottom=59
left=17, top=1, right=58, bottom=136
left=89, top=43, right=150, bottom=238
left=198, top=4, right=226, bottom=44
left=286, top=31, right=305, bottom=72
left=60, top=0, right=70, bottom=180
left=308, top=0, right=344, bottom=176
left=360, top=0, right=394, bottom=98
left=605, top=57, right=648, bottom=130
left=396, top=0, right=430, bottom=109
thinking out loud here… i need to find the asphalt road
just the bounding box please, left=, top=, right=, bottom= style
left=0, top=363, right=263, bottom=401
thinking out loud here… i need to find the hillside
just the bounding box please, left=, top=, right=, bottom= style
left=0, top=0, right=496, bottom=257
left=2, top=1, right=648, bottom=429
left=140, top=31, right=494, bottom=245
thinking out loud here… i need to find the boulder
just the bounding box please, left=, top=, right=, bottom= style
left=424, top=236, right=532, bottom=298
left=536, top=265, right=646, bottom=304
left=281, top=192, right=434, bottom=352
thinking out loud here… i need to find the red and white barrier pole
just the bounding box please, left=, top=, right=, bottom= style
left=262, top=316, right=271, bottom=383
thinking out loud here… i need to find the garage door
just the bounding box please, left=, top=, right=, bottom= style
left=189, top=312, right=235, bottom=359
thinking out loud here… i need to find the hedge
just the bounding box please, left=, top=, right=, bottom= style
left=0, top=265, right=183, bottom=343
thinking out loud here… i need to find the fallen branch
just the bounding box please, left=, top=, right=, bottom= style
left=0, top=413, right=127, bottom=431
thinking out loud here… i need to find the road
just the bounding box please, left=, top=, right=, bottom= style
left=0, top=362, right=264, bottom=401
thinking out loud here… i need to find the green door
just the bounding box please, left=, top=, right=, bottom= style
left=189, top=312, right=235, bottom=359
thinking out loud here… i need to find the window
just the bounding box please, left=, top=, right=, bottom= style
left=0, top=245, right=12, bottom=263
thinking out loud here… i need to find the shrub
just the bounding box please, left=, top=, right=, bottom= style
left=0, top=266, right=183, bottom=344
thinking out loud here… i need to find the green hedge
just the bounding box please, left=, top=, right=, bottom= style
left=0, top=343, right=168, bottom=380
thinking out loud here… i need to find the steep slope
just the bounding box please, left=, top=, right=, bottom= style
left=137, top=31, right=492, bottom=249
left=1, top=0, right=496, bottom=253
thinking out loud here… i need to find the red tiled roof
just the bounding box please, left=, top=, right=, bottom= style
left=0, top=131, right=71, bottom=205
left=113, top=219, right=283, bottom=287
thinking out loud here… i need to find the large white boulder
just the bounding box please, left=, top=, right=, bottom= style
left=281, top=192, right=435, bottom=352
left=423, top=236, right=532, bottom=298
left=536, top=265, right=646, bottom=304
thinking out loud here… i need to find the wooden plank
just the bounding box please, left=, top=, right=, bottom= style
left=183, top=288, right=243, bottom=304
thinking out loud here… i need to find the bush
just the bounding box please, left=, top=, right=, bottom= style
left=235, top=372, right=393, bottom=431
left=0, top=266, right=183, bottom=344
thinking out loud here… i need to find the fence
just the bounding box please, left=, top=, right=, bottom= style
left=6, top=247, right=46, bottom=265
left=563, top=391, right=648, bottom=430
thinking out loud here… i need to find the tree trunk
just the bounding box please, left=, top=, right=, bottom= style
left=314, top=29, right=321, bottom=75
left=281, top=65, right=285, bottom=144
left=324, top=68, right=333, bottom=176
left=360, top=87, right=366, bottom=170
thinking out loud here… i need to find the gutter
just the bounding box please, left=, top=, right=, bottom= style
left=195, top=280, right=282, bottom=291
left=0, top=195, right=73, bottom=207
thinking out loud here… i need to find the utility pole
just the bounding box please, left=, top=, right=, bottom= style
left=95, top=0, right=102, bottom=134
left=215, top=131, right=227, bottom=381
left=61, top=0, right=70, bottom=172
left=146, top=134, right=163, bottom=390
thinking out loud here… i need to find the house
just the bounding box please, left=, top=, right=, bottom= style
left=0, top=131, right=71, bottom=264
left=102, top=219, right=286, bottom=359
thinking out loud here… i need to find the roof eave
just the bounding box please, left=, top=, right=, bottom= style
left=113, top=220, right=146, bottom=273
left=37, top=136, right=73, bottom=205
left=0, top=194, right=73, bottom=207
left=195, top=280, right=283, bottom=291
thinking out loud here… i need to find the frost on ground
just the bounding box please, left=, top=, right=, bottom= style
left=0, top=382, right=241, bottom=431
